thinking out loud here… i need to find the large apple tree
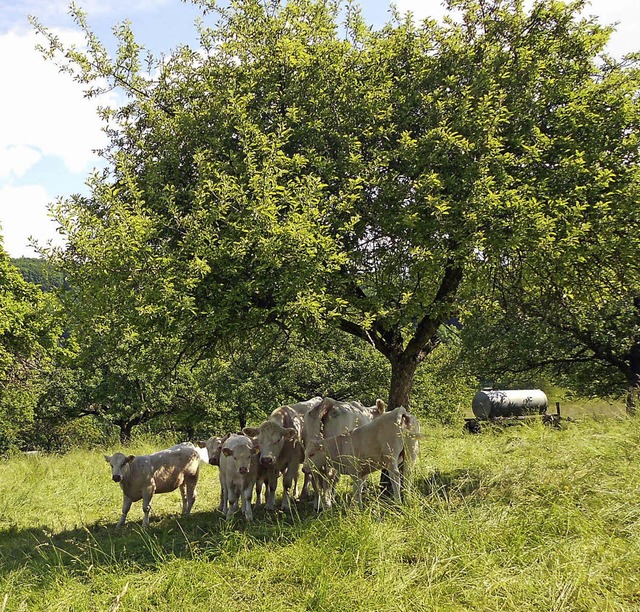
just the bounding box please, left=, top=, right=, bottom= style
left=32, top=0, right=640, bottom=410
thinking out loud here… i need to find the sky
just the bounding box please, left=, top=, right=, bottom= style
left=1, top=0, right=639, bottom=258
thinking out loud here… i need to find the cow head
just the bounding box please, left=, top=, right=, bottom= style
left=104, top=453, right=135, bottom=483
left=243, top=422, right=297, bottom=467
left=372, top=399, right=386, bottom=417
left=302, top=440, right=327, bottom=475
left=221, top=436, right=259, bottom=474
left=305, top=398, right=336, bottom=441
left=198, top=434, right=230, bottom=466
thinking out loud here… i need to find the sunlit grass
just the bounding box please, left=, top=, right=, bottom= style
left=1, top=417, right=639, bottom=610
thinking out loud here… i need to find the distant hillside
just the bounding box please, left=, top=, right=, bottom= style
left=11, top=257, right=64, bottom=292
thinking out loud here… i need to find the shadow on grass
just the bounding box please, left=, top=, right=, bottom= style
left=0, top=469, right=483, bottom=583
left=0, top=501, right=324, bottom=581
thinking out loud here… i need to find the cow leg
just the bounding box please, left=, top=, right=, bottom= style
left=389, top=462, right=402, bottom=502
left=182, top=475, right=197, bottom=516
left=255, top=477, right=263, bottom=507
left=142, top=486, right=155, bottom=527
left=327, top=469, right=339, bottom=508
left=316, top=472, right=334, bottom=512
left=242, top=483, right=254, bottom=521
left=226, top=487, right=239, bottom=520
left=281, top=465, right=298, bottom=512
left=319, top=483, right=332, bottom=512
left=311, top=474, right=323, bottom=512
left=116, top=495, right=133, bottom=527
left=217, top=477, right=227, bottom=513
left=291, top=468, right=299, bottom=499
left=179, top=482, right=189, bottom=514
left=298, top=471, right=313, bottom=501
left=265, top=469, right=278, bottom=511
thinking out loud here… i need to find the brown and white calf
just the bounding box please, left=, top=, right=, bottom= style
left=219, top=434, right=260, bottom=521
left=303, top=406, right=413, bottom=510
left=104, top=444, right=201, bottom=527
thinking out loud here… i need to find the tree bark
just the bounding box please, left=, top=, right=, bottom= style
left=388, top=353, right=420, bottom=409
left=119, top=422, right=134, bottom=445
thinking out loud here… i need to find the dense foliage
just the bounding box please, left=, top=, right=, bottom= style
left=1, top=0, right=634, bottom=449
left=28, top=0, right=639, bottom=419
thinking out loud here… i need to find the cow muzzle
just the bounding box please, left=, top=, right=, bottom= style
left=260, top=456, right=274, bottom=466
left=239, top=466, right=249, bottom=474
left=209, top=458, right=219, bottom=466
left=112, top=475, right=122, bottom=483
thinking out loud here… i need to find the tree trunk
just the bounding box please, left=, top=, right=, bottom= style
left=388, top=353, right=420, bottom=409
left=119, top=422, right=134, bottom=445
left=380, top=351, right=421, bottom=495
left=238, top=407, right=247, bottom=430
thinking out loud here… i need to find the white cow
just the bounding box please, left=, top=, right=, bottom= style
left=242, top=412, right=300, bottom=512
left=219, top=434, right=260, bottom=521
left=303, top=406, right=413, bottom=510
left=198, top=434, right=231, bottom=513
left=303, top=397, right=386, bottom=447
left=286, top=396, right=323, bottom=417
left=104, top=444, right=201, bottom=527
left=303, top=397, right=386, bottom=509
left=269, top=396, right=323, bottom=501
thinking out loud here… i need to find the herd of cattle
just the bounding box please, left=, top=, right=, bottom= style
left=104, top=396, right=422, bottom=526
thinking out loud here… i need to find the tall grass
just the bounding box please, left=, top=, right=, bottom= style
left=0, top=417, right=639, bottom=610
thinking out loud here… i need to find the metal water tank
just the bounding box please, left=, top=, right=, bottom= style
left=472, top=389, right=548, bottom=419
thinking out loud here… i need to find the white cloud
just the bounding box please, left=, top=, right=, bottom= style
left=0, top=28, right=114, bottom=175
left=0, top=26, right=116, bottom=256
left=0, top=184, right=65, bottom=257
left=0, top=145, right=42, bottom=180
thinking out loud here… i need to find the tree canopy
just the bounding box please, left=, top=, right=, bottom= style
left=31, top=0, right=640, bottom=412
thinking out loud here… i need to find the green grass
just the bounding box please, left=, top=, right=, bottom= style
left=1, top=418, right=639, bottom=610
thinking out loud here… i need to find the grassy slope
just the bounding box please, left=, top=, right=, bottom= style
left=0, top=418, right=639, bottom=611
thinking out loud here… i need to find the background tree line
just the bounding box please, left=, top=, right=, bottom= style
left=1, top=0, right=638, bottom=453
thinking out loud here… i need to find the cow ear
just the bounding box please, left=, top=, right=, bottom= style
left=104, top=454, right=112, bottom=463
left=197, top=440, right=207, bottom=448
left=125, top=455, right=135, bottom=464
left=251, top=444, right=260, bottom=454
left=222, top=447, right=233, bottom=457
left=243, top=427, right=259, bottom=437
left=376, top=399, right=386, bottom=413
left=284, top=428, right=297, bottom=441
left=318, top=398, right=333, bottom=420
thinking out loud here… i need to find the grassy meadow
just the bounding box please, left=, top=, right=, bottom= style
left=1, top=412, right=639, bottom=611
